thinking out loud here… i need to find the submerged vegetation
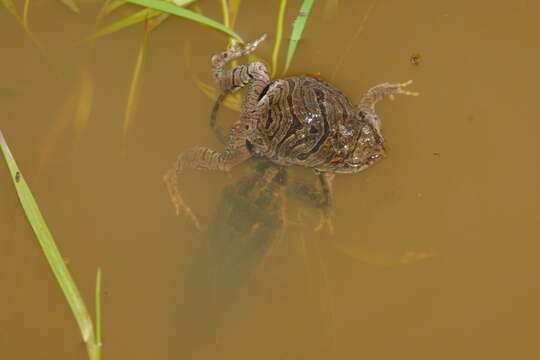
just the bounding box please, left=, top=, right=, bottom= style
left=0, top=0, right=319, bottom=358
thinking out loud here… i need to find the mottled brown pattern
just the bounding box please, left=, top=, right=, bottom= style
left=164, top=34, right=418, bottom=228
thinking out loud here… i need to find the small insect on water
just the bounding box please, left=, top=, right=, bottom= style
left=410, top=53, right=422, bottom=66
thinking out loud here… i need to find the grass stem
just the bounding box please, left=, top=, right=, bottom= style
left=0, top=130, right=100, bottom=360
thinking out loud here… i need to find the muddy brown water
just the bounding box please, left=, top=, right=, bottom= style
left=2, top=1, right=540, bottom=359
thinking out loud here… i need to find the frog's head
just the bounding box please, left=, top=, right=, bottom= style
left=337, top=109, right=385, bottom=172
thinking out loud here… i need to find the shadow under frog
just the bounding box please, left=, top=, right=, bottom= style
left=173, top=158, right=327, bottom=357
left=167, top=35, right=430, bottom=356
left=172, top=158, right=435, bottom=357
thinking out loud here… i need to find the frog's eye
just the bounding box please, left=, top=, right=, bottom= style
left=357, top=110, right=367, bottom=119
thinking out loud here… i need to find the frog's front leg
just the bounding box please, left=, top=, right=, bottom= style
left=165, top=35, right=271, bottom=227
left=358, top=80, right=419, bottom=111
left=163, top=123, right=251, bottom=228
left=357, top=81, right=419, bottom=134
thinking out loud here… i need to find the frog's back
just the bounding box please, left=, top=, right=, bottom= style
left=252, top=76, right=385, bottom=173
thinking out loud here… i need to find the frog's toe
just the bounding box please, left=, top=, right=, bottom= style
left=314, top=210, right=335, bottom=235
left=252, top=33, right=268, bottom=46
left=395, top=80, right=419, bottom=97
left=388, top=80, right=419, bottom=100
left=174, top=198, right=201, bottom=230
left=242, top=34, right=267, bottom=55
left=163, top=169, right=201, bottom=229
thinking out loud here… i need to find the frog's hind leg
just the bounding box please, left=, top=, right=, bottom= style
left=163, top=123, right=252, bottom=228
left=315, top=172, right=335, bottom=233
left=210, top=34, right=271, bottom=140
left=211, top=34, right=268, bottom=93
left=210, top=93, right=228, bottom=144
left=288, top=172, right=336, bottom=234
left=165, top=36, right=270, bottom=227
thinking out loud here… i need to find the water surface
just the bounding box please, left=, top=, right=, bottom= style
left=1, top=1, right=540, bottom=359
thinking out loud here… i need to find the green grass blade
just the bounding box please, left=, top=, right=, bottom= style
left=59, top=0, right=80, bottom=13
left=98, top=0, right=126, bottom=19
left=183, top=39, right=192, bottom=68
left=2, top=0, right=61, bottom=77
left=74, top=69, right=94, bottom=139
left=228, top=0, right=241, bottom=27
left=271, top=0, right=287, bottom=77
left=124, top=27, right=150, bottom=135
left=221, top=0, right=242, bottom=68
left=146, top=12, right=169, bottom=30
left=89, top=0, right=197, bottom=41
left=167, top=0, right=196, bottom=5
left=283, top=0, right=314, bottom=74
left=220, top=0, right=229, bottom=27
left=22, top=0, right=29, bottom=28
left=123, top=0, right=243, bottom=42
left=95, top=268, right=102, bottom=360
left=193, top=76, right=241, bottom=112
left=1, top=0, right=21, bottom=20
left=0, top=130, right=98, bottom=360
left=192, top=2, right=202, bottom=14
left=85, top=8, right=162, bottom=42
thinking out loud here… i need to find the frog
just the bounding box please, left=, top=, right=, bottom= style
left=164, top=33, right=418, bottom=228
